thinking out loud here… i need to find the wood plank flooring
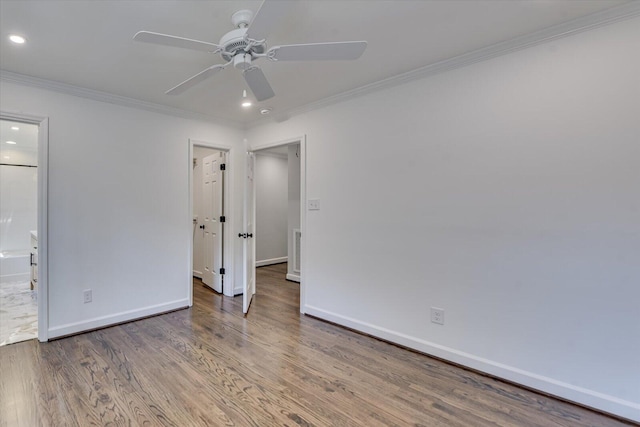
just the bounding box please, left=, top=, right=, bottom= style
left=0, top=263, right=633, bottom=426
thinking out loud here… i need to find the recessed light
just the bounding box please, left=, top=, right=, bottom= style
left=10, top=126, right=19, bottom=131
left=242, top=101, right=252, bottom=108
left=5, top=141, right=17, bottom=145
left=260, top=108, right=272, bottom=115
left=9, top=34, right=26, bottom=44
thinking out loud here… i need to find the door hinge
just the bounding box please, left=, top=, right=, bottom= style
left=220, top=163, right=226, bottom=171
left=219, top=268, right=225, bottom=275
left=220, top=215, right=226, bottom=223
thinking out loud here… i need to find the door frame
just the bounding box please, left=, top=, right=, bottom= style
left=248, top=135, right=307, bottom=313
left=1, top=111, right=49, bottom=342
left=188, top=139, right=234, bottom=302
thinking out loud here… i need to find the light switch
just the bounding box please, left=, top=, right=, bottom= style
left=308, top=199, right=320, bottom=210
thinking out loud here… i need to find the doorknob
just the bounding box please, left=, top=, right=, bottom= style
left=200, top=225, right=205, bottom=229
left=238, top=233, right=247, bottom=238
left=247, top=233, right=253, bottom=238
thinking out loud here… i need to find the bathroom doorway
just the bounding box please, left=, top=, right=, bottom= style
left=0, top=118, right=39, bottom=345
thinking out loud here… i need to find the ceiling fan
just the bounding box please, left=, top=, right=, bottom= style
left=133, top=0, right=367, bottom=102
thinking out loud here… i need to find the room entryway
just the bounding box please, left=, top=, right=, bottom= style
left=0, top=118, right=39, bottom=346
left=242, top=138, right=304, bottom=315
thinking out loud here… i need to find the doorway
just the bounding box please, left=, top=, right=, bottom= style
left=0, top=113, right=48, bottom=344
left=192, top=146, right=225, bottom=293
left=242, top=136, right=305, bottom=315
left=188, top=139, right=234, bottom=303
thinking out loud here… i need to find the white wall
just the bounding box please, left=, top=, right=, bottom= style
left=246, top=17, right=640, bottom=421
left=192, top=146, right=220, bottom=277
left=287, top=144, right=301, bottom=279
left=255, top=152, right=288, bottom=265
left=0, top=80, right=243, bottom=338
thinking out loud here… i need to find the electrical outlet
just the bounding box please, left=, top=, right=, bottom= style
left=308, top=199, right=320, bottom=210
left=83, top=289, right=92, bottom=304
left=431, top=307, right=444, bottom=325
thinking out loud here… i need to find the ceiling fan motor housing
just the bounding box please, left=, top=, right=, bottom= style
left=219, top=27, right=266, bottom=61
left=220, top=10, right=266, bottom=62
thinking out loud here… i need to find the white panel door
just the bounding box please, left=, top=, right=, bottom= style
left=243, top=152, right=256, bottom=314
left=202, top=152, right=223, bottom=293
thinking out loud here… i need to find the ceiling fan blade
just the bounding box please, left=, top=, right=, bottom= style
left=269, top=41, right=367, bottom=61
left=246, top=0, right=294, bottom=41
left=243, top=67, right=275, bottom=101
left=134, top=31, right=220, bottom=53
left=166, top=64, right=226, bottom=95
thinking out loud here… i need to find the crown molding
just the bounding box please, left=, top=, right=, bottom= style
left=0, top=70, right=243, bottom=129
left=249, top=2, right=640, bottom=128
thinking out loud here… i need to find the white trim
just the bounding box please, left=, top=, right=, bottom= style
left=48, top=299, right=189, bottom=339
left=1, top=111, right=49, bottom=342
left=233, top=286, right=243, bottom=297
left=188, top=142, right=194, bottom=306
left=188, top=139, right=235, bottom=298
left=248, top=2, right=640, bottom=128
left=304, top=305, right=640, bottom=423
left=192, top=270, right=203, bottom=279
left=0, top=71, right=242, bottom=129
left=299, top=137, right=307, bottom=313
left=285, top=273, right=300, bottom=283
left=256, top=256, right=288, bottom=267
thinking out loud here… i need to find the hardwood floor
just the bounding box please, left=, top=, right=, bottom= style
left=0, top=263, right=633, bottom=426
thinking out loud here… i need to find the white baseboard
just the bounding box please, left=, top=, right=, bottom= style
left=234, top=285, right=243, bottom=296
left=0, top=273, right=30, bottom=284
left=286, top=273, right=300, bottom=283
left=192, top=270, right=202, bottom=279
left=304, top=305, right=640, bottom=422
left=256, top=256, right=288, bottom=267
left=48, top=299, right=190, bottom=339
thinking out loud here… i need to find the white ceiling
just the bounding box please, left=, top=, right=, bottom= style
left=0, top=0, right=632, bottom=126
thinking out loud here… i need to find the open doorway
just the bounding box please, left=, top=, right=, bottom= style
left=244, top=141, right=301, bottom=314
left=192, top=146, right=225, bottom=294
left=0, top=118, right=39, bottom=345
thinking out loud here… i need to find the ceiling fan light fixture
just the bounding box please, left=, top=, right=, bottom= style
left=234, top=52, right=252, bottom=70
left=9, top=34, right=26, bottom=44
left=241, top=90, right=252, bottom=108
